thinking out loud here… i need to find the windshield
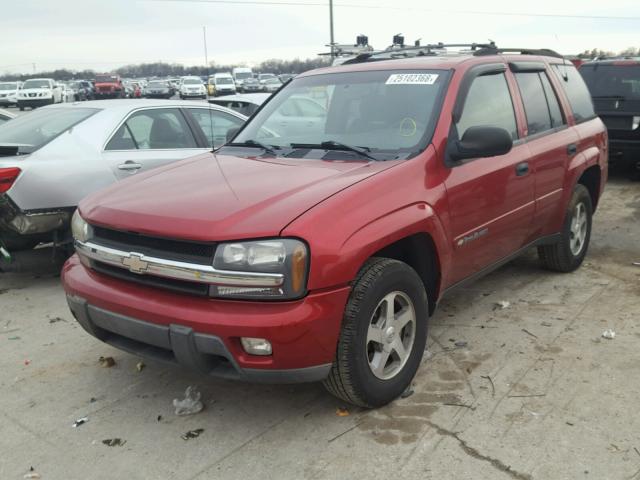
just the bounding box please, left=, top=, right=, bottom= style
left=0, top=108, right=99, bottom=154
left=23, top=79, right=50, bottom=89
left=265, top=78, right=281, bottom=84
left=0, top=83, right=17, bottom=91
left=149, top=81, right=168, bottom=88
left=96, top=75, right=117, bottom=83
left=232, top=69, right=449, bottom=160
left=183, top=78, right=202, bottom=85
left=580, top=64, right=640, bottom=100
left=216, top=77, right=233, bottom=85
left=235, top=72, right=252, bottom=80
left=259, top=74, right=275, bottom=80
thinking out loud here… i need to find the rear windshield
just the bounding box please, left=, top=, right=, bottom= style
left=580, top=64, right=640, bottom=101
left=96, top=75, right=118, bottom=83
left=0, top=108, right=99, bottom=154
left=216, top=77, right=233, bottom=85
left=148, top=81, right=168, bottom=87
left=23, top=79, right=51, bottom=89
left=232, top=69, right=449, bottom=160
left=183, top=78, right=202, bottom=85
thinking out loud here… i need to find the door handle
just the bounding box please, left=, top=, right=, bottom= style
left=515, top=162, right=529, bottom=176
left=117, top=161, right=142, bottom=171
left=567, top=143, right=578, bottom=156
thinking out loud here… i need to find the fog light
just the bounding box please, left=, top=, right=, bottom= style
left=241, top=337, right=272, bottom=356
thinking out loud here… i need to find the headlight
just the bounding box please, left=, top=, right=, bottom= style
left=211, top=238, right=308, bottom=300
left=71, top=210, right=93, bottom=243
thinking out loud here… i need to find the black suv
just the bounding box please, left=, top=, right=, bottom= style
left=580, top=59, right=640, bottom=169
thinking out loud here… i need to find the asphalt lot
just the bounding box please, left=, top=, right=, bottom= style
left=1, top=160, right=639, bottom=478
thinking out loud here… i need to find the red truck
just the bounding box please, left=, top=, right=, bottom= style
left=62, top=45, right=607, bottom=407
left=93, top=74, right=125, bottom=99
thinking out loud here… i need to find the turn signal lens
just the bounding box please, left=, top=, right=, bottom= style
left=291, top=244, right=307, bottom=295
left=0, top=167, right=21, bottom=194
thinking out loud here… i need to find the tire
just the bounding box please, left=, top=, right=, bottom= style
left=323, top=257, right=429, bottom=408
left=538, top=183, right=593, bottom=272
left=19, top=106, right=24, bottom=111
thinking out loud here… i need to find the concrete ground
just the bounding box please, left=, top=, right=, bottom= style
left=1, top=173, right=639, bottom=480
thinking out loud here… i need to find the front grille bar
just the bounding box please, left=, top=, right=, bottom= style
left=76, top=240, right=284, bottom=288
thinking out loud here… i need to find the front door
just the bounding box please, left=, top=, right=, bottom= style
left=444, top=70, right=535, bottom=284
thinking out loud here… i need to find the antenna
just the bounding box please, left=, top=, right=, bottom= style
left=203, top=25, right=216, bottom=152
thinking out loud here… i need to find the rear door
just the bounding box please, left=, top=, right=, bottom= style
left=444, top=65, right=535, bottom=284
left=510, top=64, right=579, bottom=240
left=102, top=107, right=209, bottom=179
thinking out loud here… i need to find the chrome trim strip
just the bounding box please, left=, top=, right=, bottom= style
left=75, top=240, right=284, bottom=287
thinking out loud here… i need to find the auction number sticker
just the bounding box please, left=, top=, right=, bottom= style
left=386, top=73, right=439, bottom=85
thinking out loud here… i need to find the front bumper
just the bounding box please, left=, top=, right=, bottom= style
left=62, top=255, right=350, bottom=383
left=17, top=98, right=53, bottom=107
left=181, top=92, right=206, bottom=98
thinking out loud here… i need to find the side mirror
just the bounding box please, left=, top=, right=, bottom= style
left=226, top=126, right=241, bottom=144
left=449, top=126, right=513, bottom=162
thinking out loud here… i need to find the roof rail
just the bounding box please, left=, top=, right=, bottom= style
left=473, top=46, right=564, bottom=59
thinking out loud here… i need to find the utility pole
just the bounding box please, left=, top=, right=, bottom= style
left=203, top=26, right=209, bottom=68
left=329, top=0, right=335, bottom=60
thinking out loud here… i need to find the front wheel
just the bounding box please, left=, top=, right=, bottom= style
left=323, top=258, right=428, bottom=408
left=538, top=183, right=593, bottom=272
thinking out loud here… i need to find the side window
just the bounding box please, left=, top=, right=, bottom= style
left=188, top=108, right=244, bottom=148
left=515, top=72, right=552, bottom=135
left=106, top=108, right=197, bottom=151
left=539, top=73, right=565, bottom=128
left=105, top=124, right=136, bottom=150
left=457, top=73, right=518, bottom=140
left=552, top=64, right=595, bottom=123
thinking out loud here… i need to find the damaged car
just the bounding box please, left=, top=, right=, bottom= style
left=0, top=99, right=246, bottom=262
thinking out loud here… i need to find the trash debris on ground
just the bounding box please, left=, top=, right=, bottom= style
left=48, top=316, right=66, bottom=323
left=632, top=262, right=640, bottom=267
left=23, top=467, right=41, bottom=479
left=24, top=360, right=31, bottom=366
left=335, top=407, right=350, bottom=417
left=541, top=321, right=553, bottom=327
left=602, top=329, right=616, bottom=340
left=90, top=397, right=97, bottom=403
left=173, top=386, right=204, bottom=416
left=493, top=301, right=510, bottom=310
left=99, top=356, right=115, bottom=368
left=8, top=336, right=20, bottom=340
left=400, top=387, right=415, bottom=399
left=102, top=438, right=126, bottom=447
left=181, top=428, right=204, bottom=441
left=136, top=361, right=145, bottom=372
left=157, top=415, right=162, bottom=422
left=72, top=417, right=88, bottom=428
left=522, top=329, right=538, bottom=339
left=454, top=340, right=468, bottom=348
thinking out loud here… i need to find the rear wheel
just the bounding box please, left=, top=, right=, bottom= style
left=538, top=184, right=593, bottom=272
left=323, top=258, right=428, bottom=408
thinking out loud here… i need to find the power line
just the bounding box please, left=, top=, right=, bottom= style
left=143, top=0, right=640, bottom=21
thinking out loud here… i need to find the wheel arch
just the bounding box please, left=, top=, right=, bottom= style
left=576, top=164, right=602, bottom=212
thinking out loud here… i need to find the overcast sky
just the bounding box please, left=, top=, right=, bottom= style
left=2, top=0, right=640, bottom=74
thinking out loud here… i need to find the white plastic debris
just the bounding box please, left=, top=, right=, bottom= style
left=494, top=301, right=510, bottom=310
left=173, top=386, right=204, bottom=416
left=72, top=417, right=88, bottom=428
left=602, top=329, right=616, bottom=340
left=24, top=472, right=41, bottom=480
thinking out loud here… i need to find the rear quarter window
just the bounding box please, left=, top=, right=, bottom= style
left=551, top=64, right=596, bottom=123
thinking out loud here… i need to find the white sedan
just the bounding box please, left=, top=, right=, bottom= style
left=0, top=99, right=246, bottom=252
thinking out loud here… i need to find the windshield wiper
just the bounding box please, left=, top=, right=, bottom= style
left=227, top=139, right=280, bottom=156
left=592, top=95, right=625, bottom=99
left=289, top=141, right=378, bottom=161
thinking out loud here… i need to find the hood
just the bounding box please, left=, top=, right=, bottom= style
left=81, top=153, right=397, bottom=242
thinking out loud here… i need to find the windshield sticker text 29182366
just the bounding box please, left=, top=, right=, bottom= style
left=385, top=73, right=439, bottom=85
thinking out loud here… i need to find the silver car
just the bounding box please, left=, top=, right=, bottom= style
left=0, top=99, right=246, bottom=252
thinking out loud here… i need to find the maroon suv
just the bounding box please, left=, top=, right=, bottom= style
left=62, top=45, right=607, bottom=407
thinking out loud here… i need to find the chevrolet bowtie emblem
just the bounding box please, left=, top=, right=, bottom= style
left=122, top=253, right=149, bottom=274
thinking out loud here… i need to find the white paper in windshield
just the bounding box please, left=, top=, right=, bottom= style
left=385, top=73, right=439, bottom=85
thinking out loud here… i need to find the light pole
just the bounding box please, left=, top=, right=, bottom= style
left=329, top=0, right=335, bottom=60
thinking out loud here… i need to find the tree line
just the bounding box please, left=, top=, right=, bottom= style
left=0, top=58, right=331, bottom=81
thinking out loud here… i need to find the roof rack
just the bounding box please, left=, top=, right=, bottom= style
left=329, top=38, right=564, bottom=65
